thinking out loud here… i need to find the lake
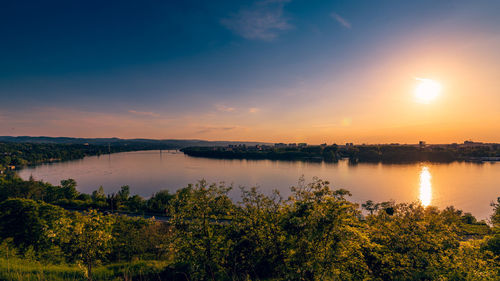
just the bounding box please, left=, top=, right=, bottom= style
left=19, top=150, right=499, bottom=220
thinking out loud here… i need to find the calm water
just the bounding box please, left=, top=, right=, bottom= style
left=19, top=150, right=499, bottom=220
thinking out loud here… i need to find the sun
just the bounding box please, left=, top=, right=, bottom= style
left=414, top=78, right=441, bottom=104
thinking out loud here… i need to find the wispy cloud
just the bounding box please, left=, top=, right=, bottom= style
left=0, top=106, right=177, bottom=138
left=221, top=0, right=292, bottom=40
left=195, top=125, right=239, bottom=134
left=330, top=12, right=351, bottom=29
left=128, top=110, right=160, bottom=118
left=215, top=104, right=236, bottom=112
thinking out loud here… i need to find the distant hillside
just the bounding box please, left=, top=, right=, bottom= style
left=0, top=136, right=270, bottom=149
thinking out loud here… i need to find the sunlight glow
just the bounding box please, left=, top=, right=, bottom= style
left=414, top=78, right=441, bottom=104
left=419, top=166, right=432, bottom=207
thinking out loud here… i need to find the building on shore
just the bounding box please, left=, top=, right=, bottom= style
left=419, top=141, right=426, bottom=149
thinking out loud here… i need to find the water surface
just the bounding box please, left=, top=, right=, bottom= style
left=19, top=150, right=499, bottom=220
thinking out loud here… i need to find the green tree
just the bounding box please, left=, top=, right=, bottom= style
left=362, top=200, right=377, bottom=215
left=491, top=197, right=500, bottom=227
left=126, top=195, right=145, bottom=212
left=0, top=198, right=67, bottom=255
left=484, top=197, right=500, bottom=266
left=281, top=178, right=370, bottom=280
left=91, top=186, right=106, bottom=202
left=227, top=187, right=286, bottom=280
left=147, top=190, right=174, bottom=214
left=60, top=179, right=79, bottom=200
left=169, top=181, right=234, bottom=280
left=53, top=210, right=114, bottom=281
left=117, top=185, right=130, bottom=202
left=0, top=198, right=69, bottom=264
left=364, top=203, right=466, bottom=280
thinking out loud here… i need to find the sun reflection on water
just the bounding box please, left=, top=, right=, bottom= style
left=419, top=166, right=432, bottom=207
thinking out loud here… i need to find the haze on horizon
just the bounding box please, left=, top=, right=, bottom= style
left=1, top=0, right=499, bottom=144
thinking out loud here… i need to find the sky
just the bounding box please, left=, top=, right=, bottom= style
left=1, top=0, right=500, bottom=144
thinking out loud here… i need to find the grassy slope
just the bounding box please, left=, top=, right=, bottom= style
left=0, top=258, right=169, bottom=281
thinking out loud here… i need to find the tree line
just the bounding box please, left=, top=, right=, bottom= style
left=181, top=143, right=500, bottom=163
left=0, top=172, right=178, bottom=215
left=0, top=173, right=499, bottom=280
left=0, top=142, right=180, bottom=171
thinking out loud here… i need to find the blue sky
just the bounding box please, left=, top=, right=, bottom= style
left=1, top=0, right=499, bottom=143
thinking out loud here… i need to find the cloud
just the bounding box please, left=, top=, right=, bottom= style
left=249, top=107, right=260, bottom=113
left=195, top=125, right=238, bottom=134
left=330, top=12, right=351, bottom=29
left=221, top=0, right=292, bottom=40
left=215, top=104, right=236, bottom=112
left=128, top=110, right=160, bottom=118
left=0, top=106, right=177, bottom=138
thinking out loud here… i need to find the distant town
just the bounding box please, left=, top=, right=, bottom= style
left=226, top=140, right=499, bottom=149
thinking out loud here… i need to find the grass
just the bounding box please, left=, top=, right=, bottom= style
left=0, top=258, right=83, bottom=281
left=0, top=258, right=170, bottom=281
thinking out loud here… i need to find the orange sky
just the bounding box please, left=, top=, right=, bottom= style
left=1, top=2, right=499, bottom=144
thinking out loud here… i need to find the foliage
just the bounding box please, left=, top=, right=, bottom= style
left=147, top=190, right=174, bottom=214
left=0, top=198, right=67, bottom=257
left=226, top=186, right=285, bottom=280
left=280, top=178, right=369, bottom=280
left=169, top=180, right=234, bottom=280
left=50, top=210, right=115, bottom=281
left=0, top=173, right=499, bottom=280
left=109, top=217, right=172, bottom=262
